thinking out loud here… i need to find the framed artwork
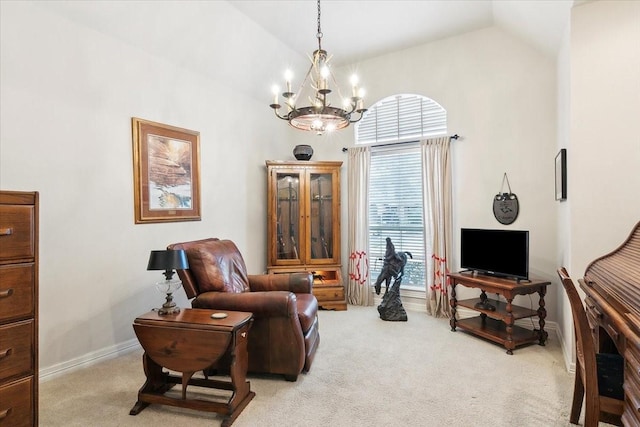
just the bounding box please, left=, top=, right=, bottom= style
left=132, top=117, right=201, bottom=224
left=555, top=148, right=567, bottom=201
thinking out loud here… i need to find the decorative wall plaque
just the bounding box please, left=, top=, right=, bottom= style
left=493, top=173, right=519, bottom=225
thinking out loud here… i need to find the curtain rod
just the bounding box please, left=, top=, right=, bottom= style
left=341, top=134, right=459, bottom=152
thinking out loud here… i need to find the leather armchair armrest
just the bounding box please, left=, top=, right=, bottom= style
left=192, top=290, right=298, bottom=317
left=248, top=272, right=313, bottom=294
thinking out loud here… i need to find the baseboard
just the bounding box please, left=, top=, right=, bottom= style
left=39, top=338, right=141, bottom=383
left=556, top=325, right=575, bottom=373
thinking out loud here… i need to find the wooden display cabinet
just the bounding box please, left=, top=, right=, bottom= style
left=266, top=160, right=346, bottom=310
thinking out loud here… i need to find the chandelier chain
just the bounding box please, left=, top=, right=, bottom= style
left=316, top=0, right=323, bottom=50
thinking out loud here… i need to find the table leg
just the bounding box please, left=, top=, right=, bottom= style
left=505, top=298, right=515, bottom=355
left=449, top=283, right=457, bottom=331
left=181, top=371, right=195, bottom=400
left=130, top=352, right=173, bottom=415
left=537, top=286, right=548, bottom=345
left=223, top=326, right=255, bottom=427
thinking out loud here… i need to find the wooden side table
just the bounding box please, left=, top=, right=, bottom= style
left=448, top=271, right=551, bottom=354
left=129, top=309, right=254, bottom=427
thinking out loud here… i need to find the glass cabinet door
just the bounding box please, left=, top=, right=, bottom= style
left=309, top=172, right=333, bottom=261
left=276, top=172, right=301, bottom=261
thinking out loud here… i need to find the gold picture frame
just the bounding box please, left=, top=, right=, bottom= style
left=132, top=117, right=201, bottom=224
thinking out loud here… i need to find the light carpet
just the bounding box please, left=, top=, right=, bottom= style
left=40, top=305, right=586, bottom=426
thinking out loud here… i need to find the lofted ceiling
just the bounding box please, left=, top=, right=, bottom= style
left=31, top=0, right=575, bottom=102
left=229, top=0, right=575, bottom=63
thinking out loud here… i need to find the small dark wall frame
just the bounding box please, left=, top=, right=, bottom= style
left=555, top=149, right=567, bottom=201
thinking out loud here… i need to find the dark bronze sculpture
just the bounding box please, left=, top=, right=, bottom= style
left=375, top=237, right=412, bottom=321
left=374, top=237, right=412, bottom=295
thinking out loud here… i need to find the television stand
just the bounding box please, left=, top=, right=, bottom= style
left=448, top=271, right=551, bottom=354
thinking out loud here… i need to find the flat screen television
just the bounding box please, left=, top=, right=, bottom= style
left=460, top=228, right=529, bottom=281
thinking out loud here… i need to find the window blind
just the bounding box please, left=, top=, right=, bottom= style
left=368, top=144, right=426, bottom=289
left=356, top=94, right=447, bottom=145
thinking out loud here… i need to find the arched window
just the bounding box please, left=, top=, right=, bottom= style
left=356, top=94, right=447, bottom=292
left=356, top=94, right=446, bottom=145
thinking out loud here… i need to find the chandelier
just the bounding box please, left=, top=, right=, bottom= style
left=269, top=0, right=367, bottom=135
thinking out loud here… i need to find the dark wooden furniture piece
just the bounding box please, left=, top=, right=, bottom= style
left=578, top=221, right=640, bottom=427
left=168, top=238, right=319, bottom=381
left=557, top=267, right=624, bottom=427
left=130, top=309, right=254, bottom=427
left=0, top=190, right=38, bottom=426
left=448, top=271, right=550, bottom=354
left=265, top=160, right=346, bottom=310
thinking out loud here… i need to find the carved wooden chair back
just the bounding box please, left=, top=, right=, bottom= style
left=557, top=267, right=624, bottom=427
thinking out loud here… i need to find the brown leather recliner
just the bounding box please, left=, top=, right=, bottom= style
left=167, top=238, right=319, bottom=381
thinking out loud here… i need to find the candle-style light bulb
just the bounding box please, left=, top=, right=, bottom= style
left=271, top=85, right=280, bottom=105
left=350, top=74, right=359, bottom=97
left=284, top=69, right=293, bottom=93
left=319, top=66, right=330, bottom=91
left=357, top=88, right=366, bottom=111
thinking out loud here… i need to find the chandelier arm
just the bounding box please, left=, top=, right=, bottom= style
left=349, top=110, right=367, bottom=124
left=272, top=109, right=291, bottom=121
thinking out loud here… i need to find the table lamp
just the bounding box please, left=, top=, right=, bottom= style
left=147, top=249, right=189, bottom=315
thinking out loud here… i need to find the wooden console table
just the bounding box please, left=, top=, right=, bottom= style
left=448, top=271, right=550, bottom=354
left=130, top=309, right=254, bottom=427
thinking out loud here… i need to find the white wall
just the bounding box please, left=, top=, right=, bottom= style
left=569, top=0, right=640, bottom=275
left=555, top=0, right=640, bottom=371
left=556, top=8, right=574, bottom=367
left=0, top=1, right=305, bottom=375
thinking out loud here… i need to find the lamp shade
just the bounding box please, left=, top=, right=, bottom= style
left=147, top=249, right=189, bottom=271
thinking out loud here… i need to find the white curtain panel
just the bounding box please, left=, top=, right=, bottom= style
left=421, top=137, right=453, bottom=317
left=346, top=146, right=373, bottom=306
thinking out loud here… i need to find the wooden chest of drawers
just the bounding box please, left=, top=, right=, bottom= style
left=0, top=191, right=38, bottom=426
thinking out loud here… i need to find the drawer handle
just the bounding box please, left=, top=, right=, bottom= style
left=0, top=228, right=13, bottom=236
left=241, top=332, right=247, bottom=338
left=0, top=288, right=14, bottom=298
left=0, top=348, right=13, bottom=359
left=0, top=408, right=11, bottom=420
